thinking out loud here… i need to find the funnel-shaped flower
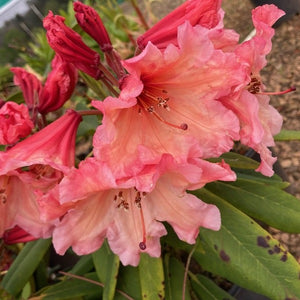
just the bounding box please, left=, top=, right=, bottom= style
left=137, top=0, right=222, bottom=51
left=219, top=5, right=285, bottom=176
left=43, top=11, right=102, bottom=79
left=0, top=110, right=82, bottom=237
left=49, top=155, right=233, bottom=266
left=92, top=22, right=242, bottom=180
left=0, top=101, right=34, bottom=145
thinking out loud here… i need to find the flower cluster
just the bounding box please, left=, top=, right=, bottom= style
left=0, top=0, right=288, bottom=266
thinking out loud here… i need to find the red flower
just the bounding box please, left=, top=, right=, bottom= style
left=137, top=0, right=222, bottom=51
left=0, top=101, right=34, bottom=145
left=10, top=67, right=42, bottom=112
left=3, top=226, right=37, bottom=244
left=43, top=11, right=102, bottom=79
left=11, top=55, right=77, bottom=115
left=39, top=55, right=78, bottom=114
left=73, top=1, right=112, bottom=52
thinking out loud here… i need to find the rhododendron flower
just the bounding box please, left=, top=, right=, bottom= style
left=0, top=110, right=82, bottom=238
left=137, top=0, right=222, bottom=51
left=11, top=55, right=77, bottom=115
left=92, top=21, right=243, bottom=179
left=0, top=101, right=34, bottom=145
left=219, top=5, right=285, bottom=176
left=3, top=226, right=37, bottom=244
left=43, top=11, right=102, bottom=79
left=47, top=155, right=235, bottom=266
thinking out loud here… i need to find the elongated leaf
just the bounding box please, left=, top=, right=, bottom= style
left=138, top=254, right=165, bottom=300
left=209, top=152, right=259, bottom=169
left=164, top=254, right=191, bottom=300
left=92, top=241, right=120, bottom=300
left=190, top=273, right=235, bottom=300
left=193, top=188, right=300, bottom=300
left=38, top=272, right=102, bottom=300
left=69, top=254, right=94, bottom=275
left=206, top=179, right=300, bottom=233
left=274, top=130, right=300, bottom=141
left=234, top=168, right=289, bottom=189
left=1, top=239, right=51, bottom=296
left=115, top=266, right=141, bottom=300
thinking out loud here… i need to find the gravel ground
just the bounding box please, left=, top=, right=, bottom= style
left=151, top=0, right=300, bottom=262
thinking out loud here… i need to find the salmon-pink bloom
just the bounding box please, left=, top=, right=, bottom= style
left=3, top=226, right=37, bottom=244
left=219, top=5, right=285, bottom=176
left=137, top=0, right=222, bottom=51
left=43, top=11, right=102, bottom=79
left=49, top=155, right=235, bottom=266
left=92, top=22, right=242, bottom=180
left=11, top=56, right=77, bottom=115
left=0, top=110, right=82, bottom=238
left=0, top=101, right=34, bottom=145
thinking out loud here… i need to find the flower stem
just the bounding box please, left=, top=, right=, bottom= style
left=129, top=0, right=149, bottom=30
left=78, top=110, right=102, bottom=116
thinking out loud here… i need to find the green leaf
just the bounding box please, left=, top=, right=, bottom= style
left=274, top=130, right=300, bottom=141
left=1, top=239, right=52, bottom=296
left=205, top=178, right=300, bottom=233
left=92, top=241, right=120, bottom=300
left=115, top=266, right=141, bottom=300
left=234, top=169, right=289, bottom=189
left=39, top=272, right=102, bottom=300
left=164, top=255, right=191, bottom=300
left=138, top=254, right=165, bottom=300
left=208, top=152, right=259, bottom=169
left=190, top=273, right=235, bottom=300
left=69, top=254, right=94, bottom=275
left=193, top=188, right=300, bottom=300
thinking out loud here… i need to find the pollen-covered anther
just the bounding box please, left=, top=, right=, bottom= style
left=114, top=190, right=129, bottom=211
left=0, top=189, right=7, bottom=204
left=134, top=191, right=142, bottom=208
left=247, top=77, right=261, bottom=94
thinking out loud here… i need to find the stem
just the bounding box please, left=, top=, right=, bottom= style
left=98, top=62, right=119, bottom=87
left=129, top=0, right=149, bottom=30
left=101, top=77, right=120, bottom=97
left=78, top=110, right=102, bottom=116
left=59, top=271, right=134, bottom=300
left=182, top=244, right=196, bottom=300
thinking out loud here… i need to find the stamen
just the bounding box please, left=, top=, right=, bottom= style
left=137, top=87, right=188, bottom=131
left=256, top=86, right=296, bottom=95
left=0, top=189, right=7, bottom=204
left=138, top=203, right=147, bottom=251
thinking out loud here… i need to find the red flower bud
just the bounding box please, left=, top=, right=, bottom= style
left=73, top=1, right=112, bottom=52
left=43, top=11, right=102, bottom=79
